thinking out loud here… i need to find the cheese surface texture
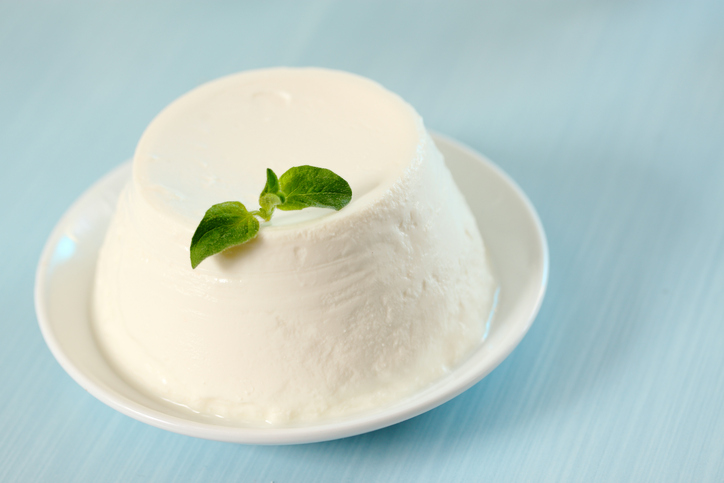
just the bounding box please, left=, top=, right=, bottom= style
left=93, top=68, right=496, bottom=423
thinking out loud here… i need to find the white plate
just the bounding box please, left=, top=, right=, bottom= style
left=35, top=134, right=548, bottom=444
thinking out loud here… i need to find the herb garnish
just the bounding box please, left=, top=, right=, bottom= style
left=190, top=166, right=352, bottom=268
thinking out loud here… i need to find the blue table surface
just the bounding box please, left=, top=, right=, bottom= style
left=2, top=0, right=723, bottom=481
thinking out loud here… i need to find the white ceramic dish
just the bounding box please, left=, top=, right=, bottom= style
left=35, top=134, right=548, bottom=444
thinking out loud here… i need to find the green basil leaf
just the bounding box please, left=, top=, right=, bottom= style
left=190, top=201, right=260, bottom=268
left=277, top=165, right=352, bottom=211
left=258, top=193, right=282, bottom=221
left=260, top=168, right=280, bottom=198
left=190, top=166, right=352, bottom=269
left=257, top=168, right=284, bottom=221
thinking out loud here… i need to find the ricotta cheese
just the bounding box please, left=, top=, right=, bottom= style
left=92, top=68, right=497, bottom=424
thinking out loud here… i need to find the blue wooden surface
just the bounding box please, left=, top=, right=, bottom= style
left=2, top=0, right=724, bottom=481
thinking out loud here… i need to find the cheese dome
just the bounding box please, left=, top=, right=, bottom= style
left=92, top=68, right=496, bottom=423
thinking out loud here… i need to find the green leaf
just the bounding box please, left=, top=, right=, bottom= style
left=190, top=201, right=260, bottom=268
left=189, top=166, right=352, bottom=269
left=258, top=168, right=284, bottom=221
left=258, top=193, right=282, bottom=221
left=277, top=165, right=352, bottom=211
left=260, top=168, right=281, bottom=198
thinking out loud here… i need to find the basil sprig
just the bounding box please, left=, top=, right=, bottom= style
left=190, top=166, right=352, bottom=268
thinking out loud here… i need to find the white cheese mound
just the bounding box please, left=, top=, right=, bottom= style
left=93, top=68, right=496, bottom=424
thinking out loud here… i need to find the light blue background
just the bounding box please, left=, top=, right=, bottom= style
left=2, top=0, right=723, bottom=481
